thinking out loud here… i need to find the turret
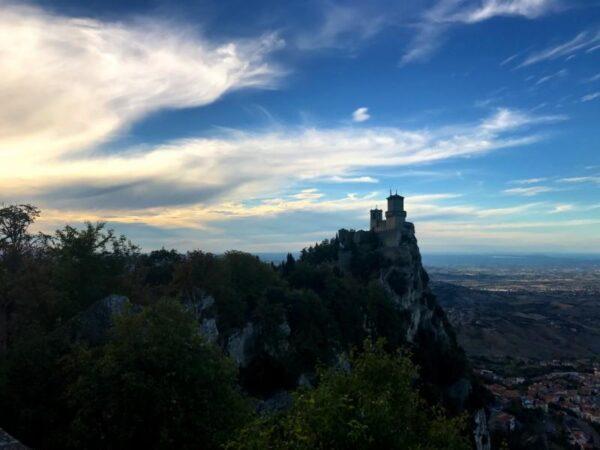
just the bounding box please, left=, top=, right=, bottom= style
left=370, top=207, right=383, bottom=230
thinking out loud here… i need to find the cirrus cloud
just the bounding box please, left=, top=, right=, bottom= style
left=0, top=2, right=283, bottom=161
left=0, top=107, right=565, bottom=226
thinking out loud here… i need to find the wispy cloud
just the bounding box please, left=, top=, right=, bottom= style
left=511, top=177, right=548, bottom=184
left=503, top=186, right=554, bottom=196
left=535, top=68, right=568, bottom=85
left=558, top=176, right=600, bottom=185
left=401, top=0, right=560, bottom=64
left=550, top=204, right=573, bottom=213
left=583, top=72, right=600, bottom=83
left=518, top=29, right=600, bottom=67
left=328, top=176, right=379, bottom=183
left=0, top=3, right=283, bottom=161
left=581, top=92, right=600, bottom=102
left=1, top=107, right=563, bottom=225
left=457, top=0, right=562, bottom=23
left=479, top=108, right=565, bottom=131
left=295, top=2, right=389, bottom=51
left=290, top=189, right=324, bottom=200
left=352, top=107, right=371, bottom=122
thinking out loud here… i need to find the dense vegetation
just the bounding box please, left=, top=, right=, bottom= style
left=0, top=204, right=469, bottom=449
left=229, top=341, right=469, bottom=450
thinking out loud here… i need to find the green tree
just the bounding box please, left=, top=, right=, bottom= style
left=66, top=299, right=250, bottom=450
left=45, top=222, right=138, bottom=323
left=228, top=341, right=469, bottom=450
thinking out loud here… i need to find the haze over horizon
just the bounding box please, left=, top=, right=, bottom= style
left=1, top=0, right=599, bottom=254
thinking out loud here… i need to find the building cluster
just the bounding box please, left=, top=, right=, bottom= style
left=476, top=362, right=600, bottom=448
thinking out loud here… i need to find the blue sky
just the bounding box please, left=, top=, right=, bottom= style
left=0, top=0, right=599, bottom=253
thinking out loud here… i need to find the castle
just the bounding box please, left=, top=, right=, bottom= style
left=338, top=191, right=412, bottom=251
left=370, top=191, right=407, bottom=232
left=367, top=191, right=411, bottom=247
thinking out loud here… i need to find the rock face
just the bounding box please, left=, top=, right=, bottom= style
left=0, top=427, right=28, bottom=450
left=338, top=223, right=490, bottom=432
left=65, top=294, right=132, bottom=344
left=338, top=222, right=490, bottom=444
left=473, top=409, right=491, bottom=450
left=227, top=323, right=255, bottom=367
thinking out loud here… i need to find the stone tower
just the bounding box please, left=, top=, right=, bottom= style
left=385, top=192, right=407, bottom=229
left=370, top=207, right=383, bottom=229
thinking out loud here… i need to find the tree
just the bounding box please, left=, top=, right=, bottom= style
left=0, top=204, right=40, bottom=265
left=228, top=341, right=469, bottom=450
left=66, top=299, right=250, bottom=450
left=45, top=222, right=138, bottom=323
left=0, top=204, right=41, bottom=351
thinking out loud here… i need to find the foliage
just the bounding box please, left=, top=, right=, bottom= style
left=299, top=238, right=339, bottom=265
left=0, top=204, right=40, bottom=261
left=0, top=299, right=249, bottom=450
left=228, top=341, right=470, bottom=450
left=45, top=222, right=138, bottom=322
left=65, top=299, right=250, bottom=449
left=0, top=204, right=472, bottom=449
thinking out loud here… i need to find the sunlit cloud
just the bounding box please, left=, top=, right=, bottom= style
left=550, top=204, right=573, bottom=213
left=0, top=3, right=283, bottom=162
left=328, top=176, right=379, bottom=183
left=1, top=108, right=564, bottom=224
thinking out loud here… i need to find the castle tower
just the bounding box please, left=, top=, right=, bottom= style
left=370, top=207, right=383, bottom=230
left=385, top=191, right=406, bottom=228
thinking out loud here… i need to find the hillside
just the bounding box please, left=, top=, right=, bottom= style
left=0, top=204, right=484, bottom=449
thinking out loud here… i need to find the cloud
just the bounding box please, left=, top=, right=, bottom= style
left=535, top=68, right=568, bottom=85
left=458, top=0, right=561, bottom=23
left=581, top=92, right=600, bottom=102
left=328, top=176, right=379, bottom=183
left=401, top=0, right=559, bottom=64
left=352, top=107, right=371, bottom=122
left=295, top=2, right=389, bottom=51
left=511, top=177, right=548, bottom=184
left=479, top=107, right=565, bottom=131
left=583, top=73, right=600, bottom=83
left=550, top=204, right=573, bottom=213
left=0, top=107, right=564, bottom=219
left=290, top=189, right=324, bottom=200
left=0, top=3, right=283, bottom=162
left=503, top=186, right=554, bottom=196
left=518, top=29, right=600, bottom=67
left=558, top=176, right=600, bottom=185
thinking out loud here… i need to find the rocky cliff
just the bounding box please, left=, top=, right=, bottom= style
left=337, top=222, right=478, bottom=411
left=180, top=222, right=486, bottom=414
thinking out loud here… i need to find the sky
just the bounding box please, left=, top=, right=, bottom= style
left=0, top=0, right=599, bottom=254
